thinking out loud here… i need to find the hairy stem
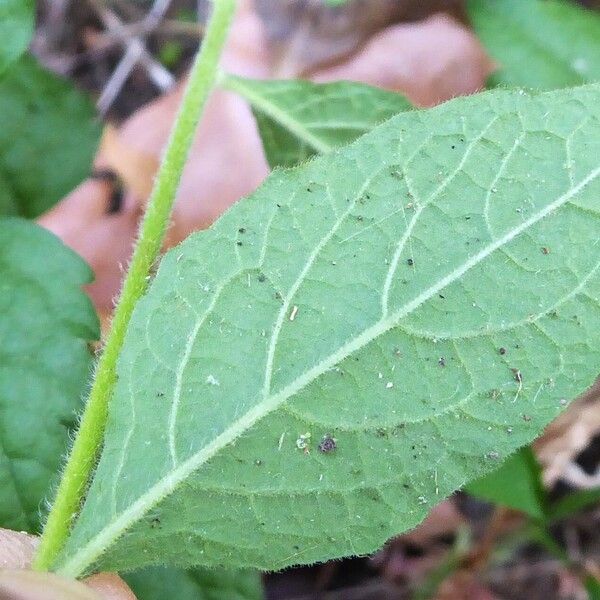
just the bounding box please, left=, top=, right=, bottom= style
left=33, top=0, right=237, bottom=572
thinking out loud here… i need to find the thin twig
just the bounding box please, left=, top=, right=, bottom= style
left=99, top=18, right=204, bottom=43
left=92, top=0, right=176, bottom=115
left=68, top=18, right=203, bottom=74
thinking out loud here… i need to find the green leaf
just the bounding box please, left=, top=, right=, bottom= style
left=222, top=75, right=412, bottom=168
left=0, top=170, right=20, bottom=216
left=0, top=55, right=101, bottom=218
left=57, top=84, right=600, bottom=577
left=585, top=575, right=600, bottom=600
left=0, top=0, right=34, bottom=77
left=0, top=218, right=99, bottom=531
left=123, top=567, right=263, bottom=600
left=548, top=486, right=600, bottom=521
left=465, top=446, right=547, bottom=519
left=468, top=0, right=600, bottom=89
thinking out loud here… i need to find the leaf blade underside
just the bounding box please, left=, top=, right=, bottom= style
left=222, top=75, right=412, bottom=168
left=58, top=85, right=600, bottom=576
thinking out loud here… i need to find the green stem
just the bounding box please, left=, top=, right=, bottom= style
left=33, top=0, right=237, bottom=572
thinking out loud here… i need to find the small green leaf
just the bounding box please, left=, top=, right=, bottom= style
left=123, top=567, right=263, bottom=600
left=548, top=486, right=600, bottom=521
left=585, top=575, right=600, bottom=600
left=465, top=446, right=547, bottom=519
left=469, top=0, right=600, bottom=89
left=0, top=55, right=101, bottom=218
left=0, top=218, right=99, bottom=531
left=222, top=75, right=412, bottom=168
left=57, top=84, right=600, bottom=577
left=0, top=0, right=34, bottom=77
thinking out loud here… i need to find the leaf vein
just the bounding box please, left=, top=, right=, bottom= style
left=262, top=174, right=377, bottom=400
left=381, top=116, right=499, bottom=316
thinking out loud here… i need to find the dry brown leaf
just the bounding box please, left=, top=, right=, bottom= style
left=435, top=571, right=499, bottom=600
left=0, top=530, right=134, bottom=600
left=38, top=176, right=142, bottom=314
left=400, top=501, right=466, bottom=546
left=312, top=13, right=494, bottom=106
left=0, top=571, right=101, bottom=600
left=220, top=0, right=272, bottom=78
left=99, top=125, right=158, bottom=200
left=534, top=381, right=600, bottom=487
left=255, top=0, right=467, bottom=76
left=0, top=529, right=38, bottom=570
left=370, top=501, right=466, bottom=583
left=115, top=83, right=269, bottom=249
left=84, top=574, right=137, bottom=600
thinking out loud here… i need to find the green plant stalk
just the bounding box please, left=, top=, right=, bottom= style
left=33, top=0, right=237, bottom=572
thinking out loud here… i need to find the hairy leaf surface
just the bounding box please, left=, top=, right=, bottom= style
left=0, top=219, right=98, bottom=531
left=0, top=0, right=34, bottom=76
left=123, top=567, right=263, bottom=600
left=58, top=85, right=600, bottom=576
left=469, top=0, right=600, bottom=89
left=0, top=56, right=100, bottom=218
left=222, top=75, right=411, bottom=168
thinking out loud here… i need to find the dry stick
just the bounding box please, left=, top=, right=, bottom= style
left=100, top=19, right=204, bottom=44
left=93, top=0, right=175, bottom=115
left=33, top=0, right=237, bottom=572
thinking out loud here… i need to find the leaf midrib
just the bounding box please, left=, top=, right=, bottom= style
left=58, top=163, right=600, bottom=578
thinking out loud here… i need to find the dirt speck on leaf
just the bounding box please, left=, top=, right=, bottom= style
left=318, top=434, right=337, bottom=453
